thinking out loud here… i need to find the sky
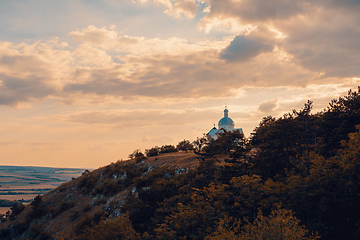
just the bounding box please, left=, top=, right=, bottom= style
left=0, top=0, right=360, bottom=168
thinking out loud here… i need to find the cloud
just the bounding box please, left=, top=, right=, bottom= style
left=199, top=0, right=359, bottom=31
left=0, top=30, right=325, bottom=107
left=68, top=25, right=210, bottom=57
left=61, top=24, right=322, bottom=100
left=0, top=41, right=64, bottom=106
left=1, top=1, right=360, bottom=108
left=141, top=135, right=174, bottom=143
left=64, top=49, right=314, bottom=100
left=160, top=0, right=198, bottom=18
left=135, top=0, right=198, bottom=18
left=0, top=74, right=55, bottom=106
left=0, top=31, right=231, bottom=106
left=197, top=0, right=305, bottom=34
left=220, top=34, right=274, bottom=61
left=278, top=9, right=360, bottom=78
left=207, top=0, right=304, bottom=23
left=258, top=98, right=279, bottom=112
left=68, top=25, right=139, bottom=50
left=196, top=0, right=360, bottom=78
left=65, top=109, right=213, bottom=127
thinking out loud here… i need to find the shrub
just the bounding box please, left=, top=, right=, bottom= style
left=29, top=225, right=51, bottom=240
left=9, top=202, right=25, bottom=220
left=76, top=213, right=93, bottom=234
left=207, top=207, right=319, bottom=240
left=177, top=139, right=194, bottom=152
left=95, top=179, right=120, bottom=196
left=146, top=147, right=160, bottom=157
left=30, top=195, right=44, bottom=219
left=76, top=214, right=140, bottom=240
left=160, top=145, right=177, bottom=154
left=55, top=201, right=76, bottom=216
left=78, top=173, right=98, bottom=193
left=129, top=149, right=146, bottom=163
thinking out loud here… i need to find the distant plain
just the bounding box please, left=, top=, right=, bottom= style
left=0, top=165, right=86, bottom=213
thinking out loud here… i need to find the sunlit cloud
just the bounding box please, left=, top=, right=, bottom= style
left=136, top=0, right=198, bottom=18
left=258, top=98, right=279, bottom=113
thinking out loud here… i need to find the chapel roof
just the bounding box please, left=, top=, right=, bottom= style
left=218, top=107, right=234, bottom=126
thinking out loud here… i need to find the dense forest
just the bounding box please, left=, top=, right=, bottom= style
left=1, top=87, right=360, bottom=239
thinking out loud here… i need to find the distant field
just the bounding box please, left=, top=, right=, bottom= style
left=0, top=165, right=87, bottom=203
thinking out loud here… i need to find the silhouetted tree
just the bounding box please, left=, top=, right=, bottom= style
left=146, top=146, right=160, bottom=157
left=176, top=139, right=194, bottom=152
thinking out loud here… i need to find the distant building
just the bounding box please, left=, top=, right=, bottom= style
left=207, top=107, right=243, bottom=139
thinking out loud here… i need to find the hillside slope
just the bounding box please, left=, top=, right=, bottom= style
left=0, top=152, right=202, bottom=239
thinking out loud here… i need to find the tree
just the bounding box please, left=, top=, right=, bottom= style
left=145, top=146, right=160, bottom=157
left=249, top=101, right=319, bottom=179
left=30, top=194, right=44, bottom=218
left=77, top=214, right=140, bottom=240
left=301, top=125, right=360, bottom=239
left=317, top=87, right=360, bottom=157
left=9, top=202, right=25, bottom=220
left=176, top=139, right=194, bottom=152
left=160, top=145, right=177, bottom=154
left=129, top=149, right=146, bottom=162
left=207, top=206, right=319, bottom=240
left=204, top=130, right=245, bottom=155
left=155, top=183, right=228, bottom=240
left=229, top=175, right=266, bottom=220
left=193, top=136, right=208, bottom=153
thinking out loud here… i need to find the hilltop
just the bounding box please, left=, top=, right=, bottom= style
left=1, top=87, right=360, bottom=240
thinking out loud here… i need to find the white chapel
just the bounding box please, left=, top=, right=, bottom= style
left=207, top=107, right=243, bottom=139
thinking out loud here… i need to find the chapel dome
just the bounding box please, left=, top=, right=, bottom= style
left=218, top=117, right=234, bottom=126
left=218, top=108, right=234, bottom=126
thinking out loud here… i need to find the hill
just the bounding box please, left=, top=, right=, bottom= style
left=1, top=87, right=360, bottom=240
left=0, top=152, right=203, bottom=239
